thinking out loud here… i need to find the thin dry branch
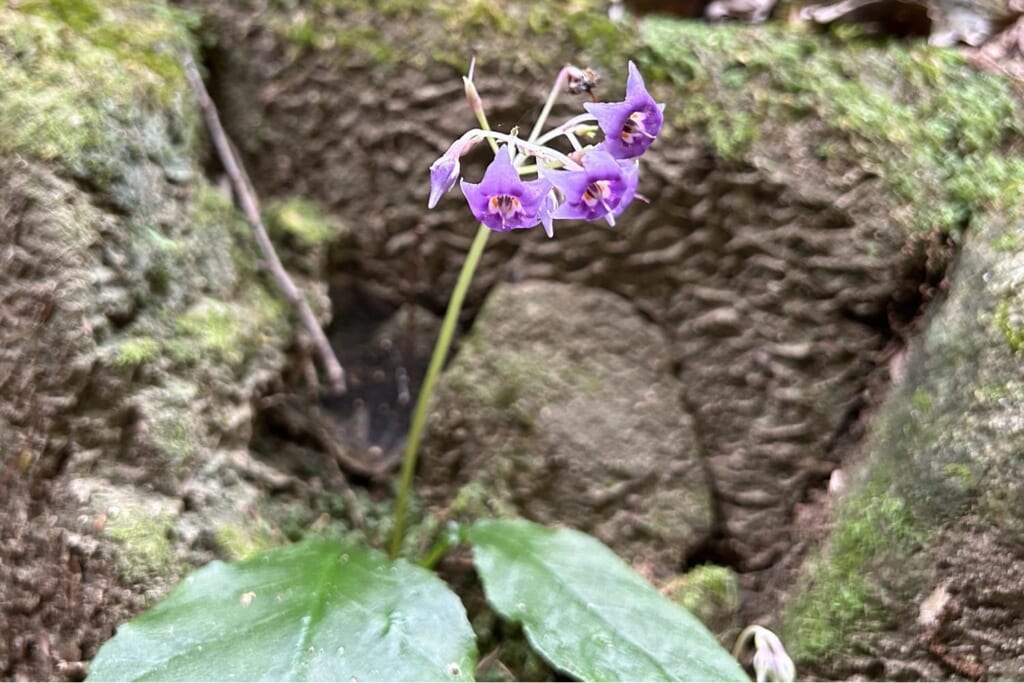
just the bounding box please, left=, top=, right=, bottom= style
left=182, top=52, right=345, bottom=394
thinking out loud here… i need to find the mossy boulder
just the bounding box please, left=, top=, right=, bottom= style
left=0, top=2, right=315, bottom=678
left=781, top=215, right=1024, bottom=680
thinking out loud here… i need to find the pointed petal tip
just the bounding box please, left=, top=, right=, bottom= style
left=428, top=184, right=448, bottom=209
left=625, top=60, right=645, bottom=94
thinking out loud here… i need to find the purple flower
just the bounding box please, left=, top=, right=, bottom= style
left=428, top=154, right=460, bottom=208
left=541, top=147, right=638, bottom=224
left=460, top=145, right=551, bottom=232
left=584, top=61, right=664, bottom=159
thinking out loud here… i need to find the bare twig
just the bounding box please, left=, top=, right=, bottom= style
left=182, top=52, right=346, bottom=394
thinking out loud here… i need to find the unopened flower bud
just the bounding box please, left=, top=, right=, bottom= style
left=572, top=123, right=601, bottom=141
left=735, top=626, right=795, bottom=683
left=565, top=65, right=599, bottom=96
left=464, top=75, right=484, bottom=120
left=428, top=137, right=480, bottom=209
left=428, top=154, right=460, bottom=209
left=540, top=190, right=559, bottom=238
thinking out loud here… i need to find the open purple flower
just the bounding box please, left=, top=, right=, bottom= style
left=460, top=145, right=551, bottom=232
left=541, top=147, right=638, bottom=224
left=584, top=61, right=664, bottom=160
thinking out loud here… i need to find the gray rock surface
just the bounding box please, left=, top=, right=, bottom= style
left=421, top=280, right=715, bottom=579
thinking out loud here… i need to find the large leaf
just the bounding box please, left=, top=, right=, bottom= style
left=466, top=519, right=748, bottom=682
left=88, top=539, right=477, bottom=681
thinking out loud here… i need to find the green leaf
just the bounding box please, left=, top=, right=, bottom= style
left=466, top=519, right=748, bottom=682
left=88, top=539, right=477, bottom=681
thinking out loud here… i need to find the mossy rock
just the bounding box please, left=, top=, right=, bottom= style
left=421, top=280, right=715, bottom=579
left=781, top=214, right=1024, bottom=679
left=664, top=565, right=742, bottom=642
left=0, top=3, right=333, bottom=679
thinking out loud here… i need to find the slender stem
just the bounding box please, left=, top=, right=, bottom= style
left=450, top=129, right=582, bottom=170
left=471, top=101, right=500, bottom=154
left=528, top=65, right=572, bottom=142
left=418, top=525, right=458, bottom=569
left=388, top=224, right=490, bottom=558
left=535, top=112, right=598, bottom=146
left=732, top=625, right=757, bottom=659
left=389, top=61, right=571, bottom=558
left=565, top=131, right=583, bottom=152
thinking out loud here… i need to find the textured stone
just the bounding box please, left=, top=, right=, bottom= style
left=782, top=215, right=1024, bottom=679
left=421, top=280, right=714, bottom=578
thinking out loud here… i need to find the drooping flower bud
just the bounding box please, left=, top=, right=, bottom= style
left=736, top=626, right=795, bottom=683
left=539, top=190, right=559, bottom=238
left=428, top=137, right=479, bottom=209
left=428, top=154, right=460, bottom=209
left=463, top=57, right=488, bottom=130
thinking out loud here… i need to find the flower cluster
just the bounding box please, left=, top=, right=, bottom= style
left=428, top=61, right=664, bottom=237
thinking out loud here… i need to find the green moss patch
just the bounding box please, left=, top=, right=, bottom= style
left=266, top=197, right=347, bottom=246
left=0, top=0, right=197, bottom=183
left=253, top=0, right=634, bottom=76
left=113, top=337, right=162, bottom=367
left=106, top=506, right=176, bottom=583
left=664, top=564, right=740, bottom=637
left=175, top=296, right=274, bottom=366
left=214, top=522, right=275, bottom=561
left=995, top=298, right=1024, bottom=353
left=783, top=486, right=929, bottom=660
left=639, top=19, right=1024, bottom=233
